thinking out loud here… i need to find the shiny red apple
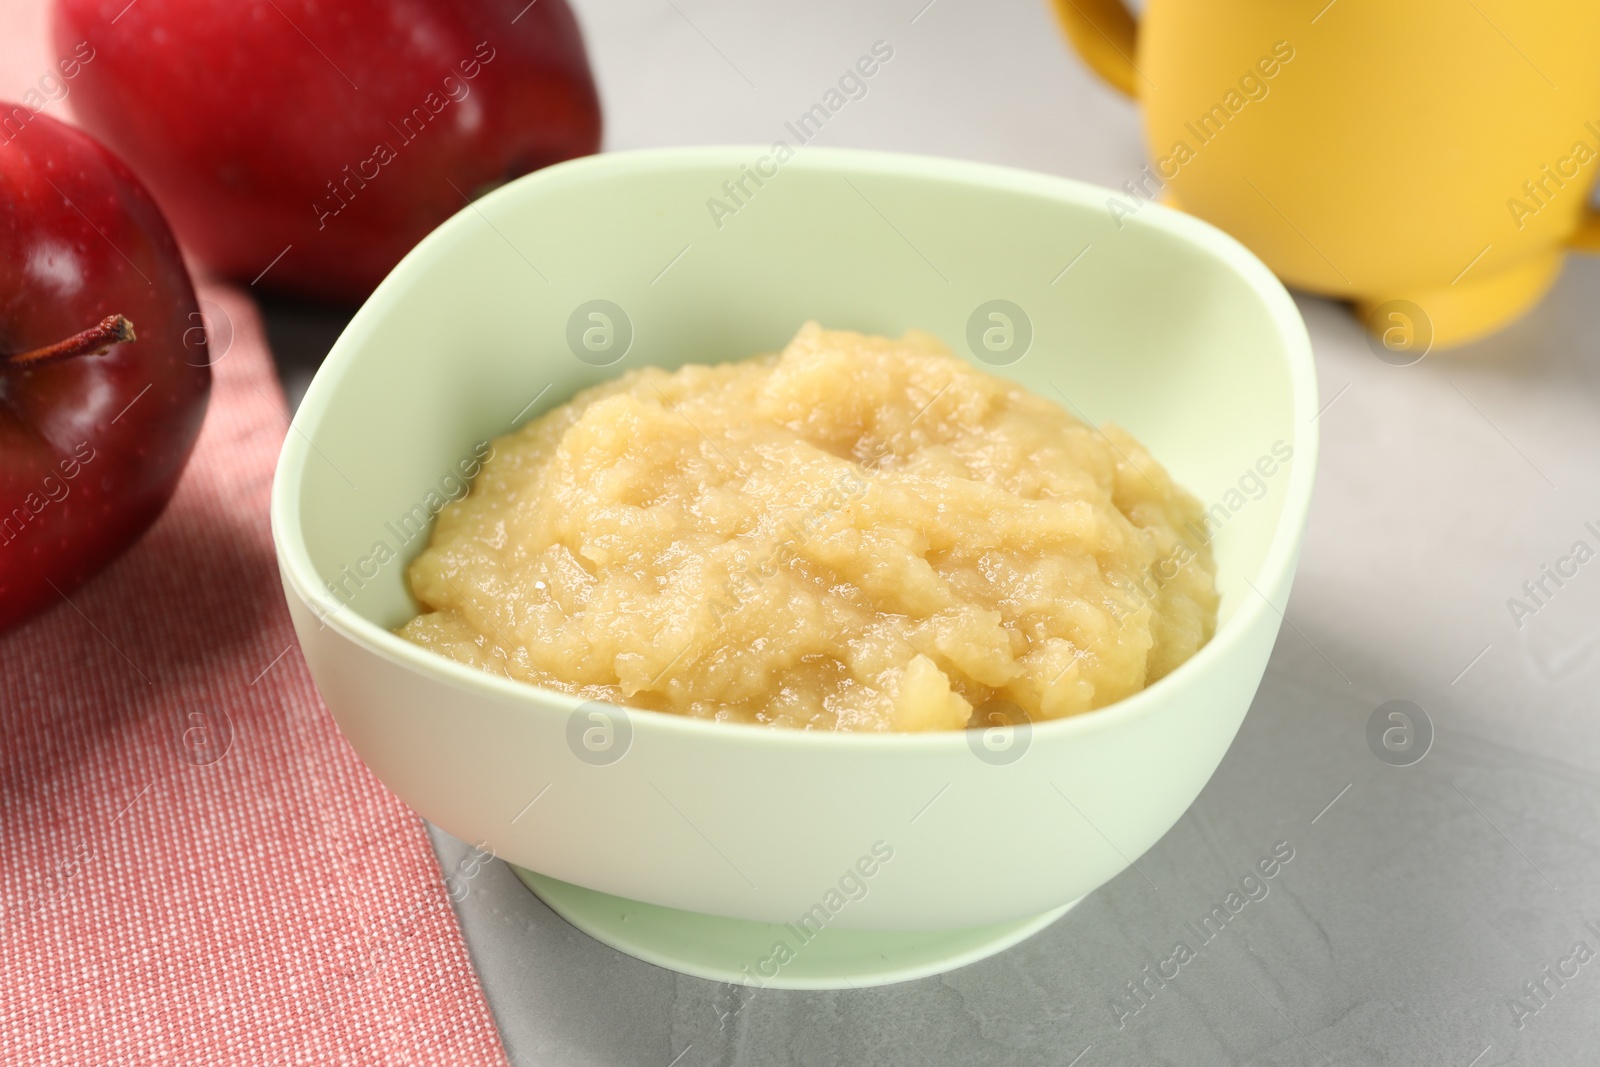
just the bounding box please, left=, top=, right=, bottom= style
left=0, top=108, right=210, bottom=632
left=54, top=0, right=603, bottom=303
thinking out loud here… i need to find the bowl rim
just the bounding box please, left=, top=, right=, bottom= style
left=269, top=144, right=1318, bottom=752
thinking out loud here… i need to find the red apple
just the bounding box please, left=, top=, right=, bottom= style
left=53, top=0, right=603, bottom=303
left=0, top=107, right=210, bottom=632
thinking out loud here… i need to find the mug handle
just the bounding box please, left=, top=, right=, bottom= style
left=1048, top=0, right=1140, bottom=99
left=1566, top=206, right=1600, bottom=252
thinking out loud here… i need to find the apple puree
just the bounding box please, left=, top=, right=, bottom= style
left=397, top=323, right=1217, bottom=731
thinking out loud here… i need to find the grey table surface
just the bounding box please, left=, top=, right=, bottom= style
left=268, top=2, right=1600, bottom=1064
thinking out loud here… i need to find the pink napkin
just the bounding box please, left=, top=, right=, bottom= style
left=0, top=14, right=511, bottom=1060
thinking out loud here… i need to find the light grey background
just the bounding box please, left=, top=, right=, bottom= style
left=277, top=0, right=1600, bottom=1063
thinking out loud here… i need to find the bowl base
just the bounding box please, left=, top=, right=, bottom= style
left=510, top=867, right=1079, bottom=990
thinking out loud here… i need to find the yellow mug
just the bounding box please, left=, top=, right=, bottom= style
left=1052, top=0, right=1600, bottom=350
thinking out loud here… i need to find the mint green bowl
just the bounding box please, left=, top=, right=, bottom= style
left=270, top=146, right=1316, bottom=988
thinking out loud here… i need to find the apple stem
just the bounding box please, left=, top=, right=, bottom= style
left=2, top=314, right=137, bottom=371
